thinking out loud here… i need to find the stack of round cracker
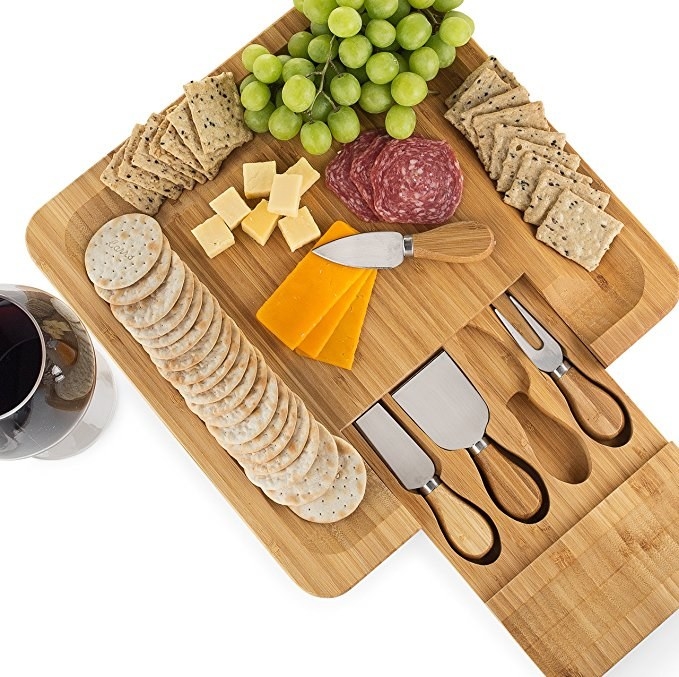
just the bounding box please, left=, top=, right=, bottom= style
left=85, top=214, right=367, bottom=524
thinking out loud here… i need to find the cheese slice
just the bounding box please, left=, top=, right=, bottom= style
left=210, top=187, right=251, bottom=229
left=267, top=173, right=303, bottom=217
left=296, top=271, right=371, bottom=358
left=285, top=157, right=320, bottom=195
left=313, top=271, right=378, bottom=370
left=243, top=161, right=276, bottom=199
left=256, top=221, right=365, bottom=350
left=191, top=214, right=235, bottom=258
left=278, top=207, right=321, bottom=252
left=242, top=199, right=279, bottom=246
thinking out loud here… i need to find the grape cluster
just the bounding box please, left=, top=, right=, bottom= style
left=240, top=0, right=475, bottom=155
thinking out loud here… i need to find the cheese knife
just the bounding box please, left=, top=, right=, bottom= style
left=356, top=402, right=499, bottom=563
left=393, top=351, right=548, bottom=523
left=312, top=221, right=495, bottom=268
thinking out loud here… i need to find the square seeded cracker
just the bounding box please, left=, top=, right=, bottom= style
left=445, top=56, right=520, bottom=108
left=472, top=102, right=549, bottom=168
left=504, top=152, right=592, bottom=212
left=496, top=138, right=580, bottom=193
left=100, top=145, right=165, bottom=216
left=119, top=125, right=183, bottom=199
left=524, top=169, right=610, bottom=226
left=446, top=68, right=512, bottom=122
left=149, top=115, right=207, bottom=185
left=536, top=189, right=623, bottom=272
left=158, top=116, right=219, bottom=180
left=183, top=72, right=252, bottom=155
left=489, top=125, right=567, bottom=180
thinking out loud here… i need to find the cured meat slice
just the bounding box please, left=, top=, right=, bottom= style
left=349, top=131, right=390, bottom=214
left=324, top=130, right=381, bottom=222
left=371, top=137, right=464, bottom=225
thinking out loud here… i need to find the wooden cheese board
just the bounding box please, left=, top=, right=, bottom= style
left=26, top=8, right=679, bottom=674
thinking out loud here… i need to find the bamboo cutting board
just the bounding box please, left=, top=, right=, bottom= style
left=26, top=8, right=679, bottom=674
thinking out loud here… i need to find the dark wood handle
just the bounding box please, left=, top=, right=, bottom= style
left=425, top=483, right=497, bottom=561
left=411, top=221, right=495, bottom=264
left=556, top=367, right=626, bottom=442
left=471, top=440, right=546, bottom=522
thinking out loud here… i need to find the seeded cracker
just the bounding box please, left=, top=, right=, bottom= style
left=446, top=68, right=511, bottom=123
left=524, top=169, right=610, bottom=226
left=160, top=120, right=214, bottom=179
left=458, top=87, right=531, bottom=145
left=147, top=115, right=206, bottom=185
left=100, top=146, right=165, bottom=216
left=537, top=189, right=623, bottom=271
left=184, top=72, right=252, bottom=154
left=490, top=125, right=567, bottom=180
left=504, top=153, right=592, bottom=212
left=445, top=56, right=520, bottom=108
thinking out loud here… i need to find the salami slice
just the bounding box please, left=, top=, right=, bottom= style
left=371, top=137, right=464, bottom=225
left=324, top=130, right=382, bottom=222
left=349, top=131, right=390, bottom=214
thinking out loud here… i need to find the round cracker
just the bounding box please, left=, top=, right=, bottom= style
left=85, top=214, right=163, bottom=290
left=111, top=252, right=185, bottom=328
left=130, top=268, right=197, bottom=341
left=95, top=236, right=172, bottom=305
left=145, top=286, right=214, bottom=359
left=179, top=314, right=238, bottom=385
left=291, top=438, right=367, bottom=523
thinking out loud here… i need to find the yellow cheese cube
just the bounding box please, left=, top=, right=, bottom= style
left=267, top=173, right=303, bottom=218
left=209, top=187, right=251, bottom=229
left=191, top=215, right=235, bottom=258
left=278, top=206, right=321, bottom=252
left=243, top=160, right=277, bottom=199
left=242, top=200, right=279, bottom=246
left=285, top=157, right=320, bottom=196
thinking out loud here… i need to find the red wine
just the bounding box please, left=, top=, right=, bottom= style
left=0, top=299, right=44, bottom=417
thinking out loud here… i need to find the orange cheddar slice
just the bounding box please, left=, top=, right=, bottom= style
left=256, top=221, right=365, bottom=350
left=296, top=270, right=371, bottom=358
left=313, top=270, right=378, bottom=370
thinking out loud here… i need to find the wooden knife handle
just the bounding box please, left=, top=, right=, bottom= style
left=411, top=221, right=495, bottom=264
left=471, top=439, right=547, bottom=522
left=424, top=482, right=498, bottom=561
left=555, top=366, right=627, bottom=442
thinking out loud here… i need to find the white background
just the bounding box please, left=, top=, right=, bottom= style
left=1, top=1, right=678, bottom=675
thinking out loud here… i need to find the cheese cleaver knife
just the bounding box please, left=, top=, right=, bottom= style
left=312, top=221, right=495, bottom=269
left=356, top=403, right=499, bottom=562
left=393, top=352, right=548, bottom=523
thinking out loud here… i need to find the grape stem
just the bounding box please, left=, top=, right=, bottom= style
left=304, top=35, right=340, bottom=120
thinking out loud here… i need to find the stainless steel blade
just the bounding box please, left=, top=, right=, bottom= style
left=312, top=231, right=405, bottom=269
left=355, top=403, right=436, bottom=492
left=393, top=352, right=489, bottom=451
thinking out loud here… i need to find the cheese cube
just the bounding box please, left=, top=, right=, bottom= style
left=285, top=157, right=320, bottom=196
left=243, top=160, right=277, bottom=199
left=267, top=173, right=303, bottom=218
left=209, top=187, right=251, bottom=229
left=191, top=215, right=235, bottom=258
left=278, top=206, right=321, bottom=252
left=242, top=200, right=279, bottom=246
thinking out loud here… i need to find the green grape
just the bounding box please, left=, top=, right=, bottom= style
left=241, top=44, right=269, bottom=72
left=377, top=40, right=400, bottom=52
left=387, top=0, right=411, bottom=25
left=391, top=71, right=428, bottom=105
left=346, top=65, right=369, bottom=83
left=328, top=7, right=362, bottom=37
left=288, top=31, right=314, bottom=58
left=310, top=22, right=331, bottom=35
left=278, top=54, right=292, bottom=66
left=304, top=0, right=339, bottom=24
left=328, top=106, right=361, bottom=143
left=364, top=0, right=398, bottom=20
left=426, top=33, right=456, bottom=68
left=359, top=81, right=394, bottom=113
left=385, top=104, right=417, bottom=139
left=308, top=34, right=339, bottom=62
left=323, top=64, right=344, bottom=93
left=433, top=0, right=463, bottom=10
left=366, top=52, right=399, bottom=84
left=439, top=16, right=472, bottom=47
left=396, top=13, right=432, bottom=50
left=241, top=81, right=272, bottom=111
left=407, top=0, right=435, bottom=8
left=282, top=75, right=317, bottom=112
left=293, top=0, right=306, bottom=11
left=283, top=57, right=316, bottom=82
left=444, top=10, right=474, bottom=32
left=330, top=73, right=362, bottom=105
left=365, top=19, right=397, bottom=48
left=253, top=54, right=283, bottom=84
left=269, top=106, right=303, bottom=140
left=337, top=0, right=364, bottom=8
left=275, top=89, right=285, bottom=107
left=338, top=34, right=373, bottom=68
left=394, top=52, right=408, bottom=73
left=310, top=94, right=334, bottom=122
left=239, top=73, right=258, bottom=93
left=301, top=121, right=333, bottom=155
left=408, top=46, right=439, bottom=81
left=244, top=102, right=276, bottom=133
